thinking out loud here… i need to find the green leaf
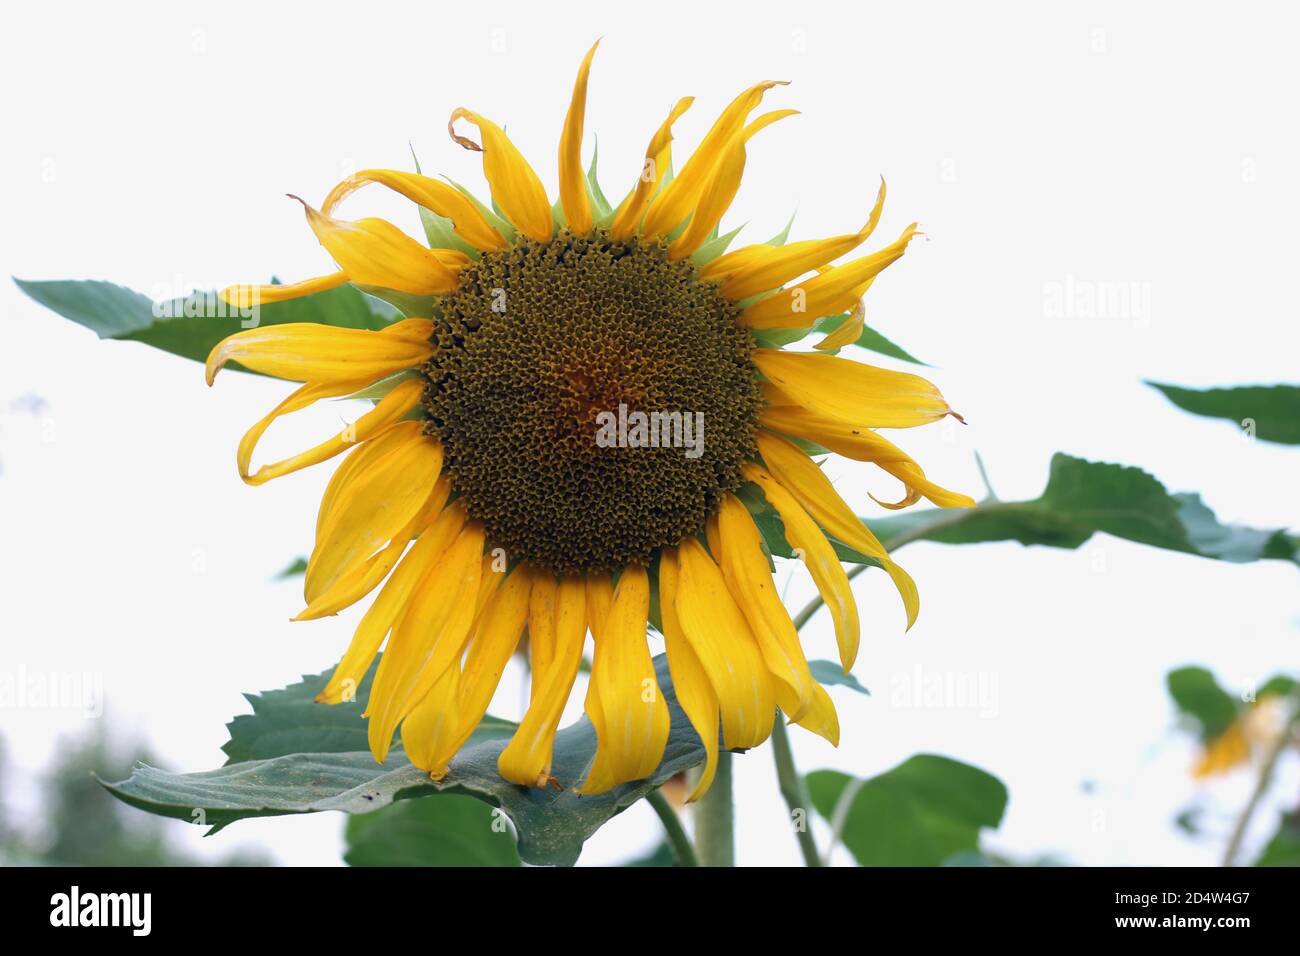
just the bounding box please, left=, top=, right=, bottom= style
left=14, top=277, right=396, bottom=372
left=344, top=794, right=521, bottom=867
left=853, top=323, right=927, bottom=365
left=274, top=557, right=307, bottom=580
left=103, top=655, right=707, bottom=867
left=808, top=755, right=1008, bottom=867
left=865, top=453, right=1299, bottom=565
left=1148, top=382, right=1300, bottom=445
left=1255, top=813, right=1300, bottom=867
left=808, top=659, right=870, bottom=696
left=1166, top=667, right=1239, bottom=742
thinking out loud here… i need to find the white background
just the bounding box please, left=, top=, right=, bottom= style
left=1, top=0, right=1297, bottom=866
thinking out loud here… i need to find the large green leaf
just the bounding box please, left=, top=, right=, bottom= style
left=13, top=277, right=396, bottom=372
left=1148, top=382, right=1300, bottom=445
left=344, top=794, right=521, bottom=867
left=807, top=755, right=1008, bottom=867
left=866, top=453, right=1298, bottom=565
left=1165, top=666, right=1239, bottom=742
left=103, top=654, right=707, bottom=867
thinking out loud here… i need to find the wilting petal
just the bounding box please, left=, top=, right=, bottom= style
left=741, top=223, right=919, bottom=329
left=558, top=40, right=600, bottom=235
left=743, top=463, right=860, bottom=671
left=448, top=108, right=552, bottom=242
left=304, top=425, right=443, bottom=604
left=206, top=319, right=434, bottom=385
left=659, top=549, right=721, bottom=802
left=754, top=348, right=956, bottom=429
left=814, top=287, right=874, bottom=352
left=295, top=197, right=465, bottom=295
left=315, top=500, right=467, bottom=705
left=609, top=97, right=694, bottom=241
left=758, top=403, right=976, bottom=509
left=500, top=575, right=587, bottom=787
left=756, top=430, right=919, bottom=628
left=367, top=521, right=486, bottom=762
left=673, top=539, right=776, bottom=750
left=402, top=665, right=461, bottom=776
left=321, top=170, right=506, bottom=252
left=578, top=566, right=669, bottom=792
left=717, top=180, right=887, bottom=300
left=642, top=80, right=787, bottom=240
left=715, top=493, right=817, bottom=720
left=792, top=681, right=840, bottom=746
left=239, top=377, right=425, bottom=486
left=219, top=272, right=349, bottom=309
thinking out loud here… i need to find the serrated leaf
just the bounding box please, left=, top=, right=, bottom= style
left=1148, top=382, right=1300, bottom=445
left=103, top=655, right=707, bottom=867
left=865, top=453, right=1299, bottom=565
left=344, top=793, right=521, bottom=867
left=808, top=755, right=1007, bottom=867
left=14, top=277, right=396, bottom=372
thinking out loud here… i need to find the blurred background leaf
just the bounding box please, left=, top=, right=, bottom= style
left=1148, top=382, right=1300, bottom=445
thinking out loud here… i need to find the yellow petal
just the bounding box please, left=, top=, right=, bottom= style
left=672, top=539, right=776, bottom=750
left=641, top=81, right=787, bottom=240
left=743, top=463, right=860, bottom=671
left=219, top=272, right=349, bottom=309
left=756, top=430, right=919, bottom=629
left=715, top=493, right=817, bottom=720
left=448, top=108, right=553, bottom=242
left=206, top=319, right=434, bottom=386
left=741, top=223, right=919, bottom=329
left=304, top=425, right=443, bottom=605
left=608, top=97, right=694, bottom=241
left=367, top=521, right=486, bottom=762
left=792, top=681, right=840, bottom=746
left=295, top=197, right=465, bottom=295
left=753, top=349, right=956, bottom=429
left=719, top=181, right=887, bottom=300
left=239, top=377, right=425, bottom=486
left=315, top=499, right=467, bottom=705
left=499, top=575, right=587, bottom=787
left=758, top=405, right=976, bottom=509
left=658, top=549, right=720, bottom=802
left=321, top=170, right=506, bottom=252
left=814, top=289, right=872, bottom=352
left=294, top=476, right=450, bottom=622
left=402, top=665, right=461, bottom=776
left=577, top=565, right=669, bottom=792
left=558, top=40, right=600, bottom=236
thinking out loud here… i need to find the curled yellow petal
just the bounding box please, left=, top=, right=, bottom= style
left=609, top=97, right=694, bottom=241
left=321, top=170, right=506, bottom=252
left=367, top=520, right=486, bottom=763
left=658, top=550, right=720, bottom=802
left=755, top=430, right=919, bottom=628
left=304, top=425, right=443, bottom=605
left=448, top=108, right=552, bottom=242
left=792, top=681, right=840, bottom=746
left=715, top=493, right=817, bottom=721
left=499, top=575, right=587, bottom=788
left=577, top=565, right=669, bottom=792
left=758, top=404, right=976, bottom=509
left=641, top=80, right=787, bottom=241
left=295, top=197, right=465, bottom=295
left=219, top=272, right=349, bottom=309
left=239, top=377, right=425, bottom=486
left=315, top=499, right=467, bottom=705
left=741, top=222, right=919, bottom=329
left=743, top=462, right=860, bottom=672
left=753, top=348, right=956, bottom=429
left=205, top=319, right=434, bottom=386
left=559, top=40, right=600, bottom=235
left=814, top=288, right=873, bottom=352
left=673, top=539, right=776, bottom=751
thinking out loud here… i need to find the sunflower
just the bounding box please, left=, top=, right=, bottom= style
left=206, top=41, right=974, bottom=800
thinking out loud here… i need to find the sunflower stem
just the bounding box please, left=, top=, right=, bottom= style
left=693, top=751, right=735, bottom=866
left=645, top=788, right=699, bottom=867
left=1222, top=692, right=1300, bottom=867
left=770, top=714, right=824, bottom=866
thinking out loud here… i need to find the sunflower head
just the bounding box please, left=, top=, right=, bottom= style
left=205, top=40, right=973, bottom=799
